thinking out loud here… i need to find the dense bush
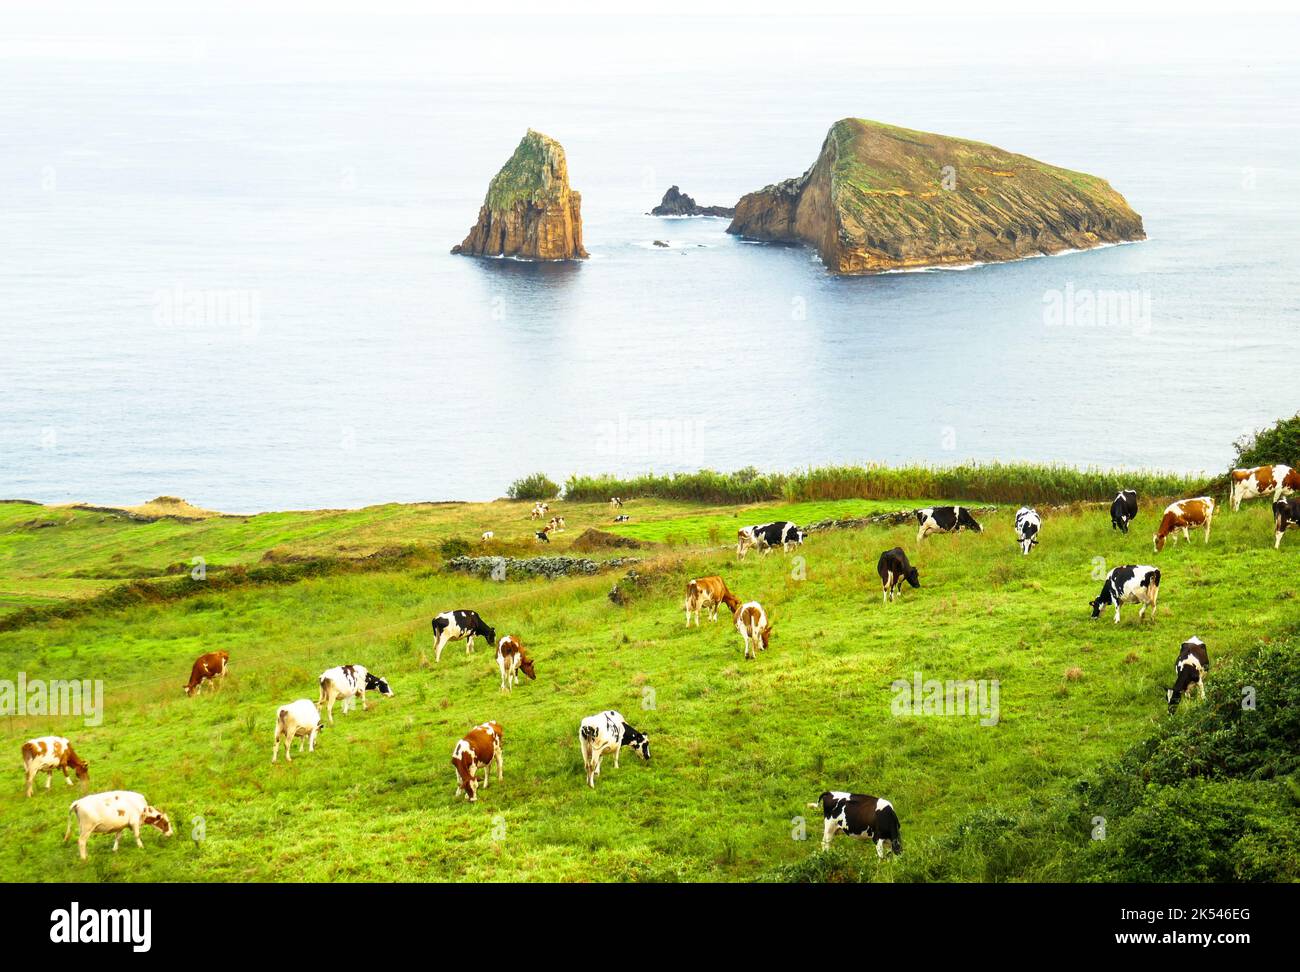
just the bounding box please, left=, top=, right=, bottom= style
left=563, top=462, right=1206, bottom=506
left=506, top=472, right=560, bottom=501
left=438, top=537, right=471, bottom=559
left=1233, top=413, right=1300, bottom=469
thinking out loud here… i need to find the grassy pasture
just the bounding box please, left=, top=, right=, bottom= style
left=0, top=493, right=1293, bottom=882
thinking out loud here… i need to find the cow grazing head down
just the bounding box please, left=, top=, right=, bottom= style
left=623, top=724, right=651, bottom=761
left=141, top=807, right=174, bottom=837
left=518, top=655, right=536, bottom=680
left=757, top=624, right=773, bottom=651
left=364, top=672, right=395, bottom=697
left=957, top=508, right=983, bottom=533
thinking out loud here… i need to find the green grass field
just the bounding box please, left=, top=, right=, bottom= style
left=0, top=493, right=1294, bottom=882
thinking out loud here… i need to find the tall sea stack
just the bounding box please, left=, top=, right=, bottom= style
left=452, top=129, right=588, bottom=261
left=727, top=118, right=1145, bottom=273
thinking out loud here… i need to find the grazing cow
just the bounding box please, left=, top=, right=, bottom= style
left=428, top=609, right=497, bottom=665
left=547, top=515, right=566, bottom=533
left=535, top=527, right=551, bottom=543
left=876, top=547, right=920, bottom=603
left=915, top=506, right=983, bottom=543
left=496, top=635, right=536, bottom=693
left=272, top=698, right=325, bottom=763
left=613, top=514, right=631, bottom=523
left=451, top=721, right=503, bottom=802
left=808, top=791, right=902, bottom=858
left=735, top=601, right=772, bottom=659
left=1090, top=565, right=1161, bottom=623
left=1111, top=489, right=1138, bottom=534
left=736, top=521, right=805, bottom=558
left=610, top=497, right=624, bottom=509
left=578, top=710, right=650, bottom=788
left=481, top=531, right=494, bottom=541
left=65, top=791, right=172, bottom=861
left=1153, top=497, right=1215, bottom=552
left=684, top=576, right=740, bottom=626
left=1274, top=497, right=1300, bottom=549
left=22, top=736, right=89, bottom=798
left=183, top=649, right=229, bottom=697
left=316, top=664, right=393, bottom=724
left=1230, top=464, right=1299, bottom=512
left=1167, top=636, right=1209, bottom=712
left=1014, top=507, right=1041, bottom=555
left=530, top=502, right=549, bottom=519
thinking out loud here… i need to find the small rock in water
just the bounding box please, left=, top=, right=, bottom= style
left=653, top=240, right=669, bottom=247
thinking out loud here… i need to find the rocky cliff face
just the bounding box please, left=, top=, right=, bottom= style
left=452, top=130, right=588, bottom=261
left=727, top=118, right=1145, bottom=273
left=650, top=185, right=735, bottom=217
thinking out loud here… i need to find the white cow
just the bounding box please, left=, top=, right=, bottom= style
left=481, top=531, right=494, bottom=541
left=1013, top=507, right=1041, bottom=556
left=22, top=736, right=89, bottom=798
left=65, top=790, right=172, bottom=861
left=317, top=665, right=393, bottom=725
left=272, top=699, right=325, bottom=763
left=578, top=710, right=650, bottom=788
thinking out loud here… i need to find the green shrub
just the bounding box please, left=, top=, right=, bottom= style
left=438, top=537, right=470, bottom=559
left=1233, top=413, right=1300, bottom=469
left=506, top=473, right=559, bottom=501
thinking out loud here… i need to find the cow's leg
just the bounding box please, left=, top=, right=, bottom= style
left=24, top=764, right=37, bottom=798
left=1277, top=528, right=1285, bottom=550
left=466, top=634, right=474, bottom=656
left=79, top=827, right=90, bottom=861
left=1197, top=681, right=1206, bottom=701
left=308, top=728, right=318, bottom=752
left=495, top=743, right=504, bottom=781
left=112, top=831, right=122, bottom=852
left=1114, top=603, right=1122, bottom=624
left=44, top=768, right=53, bottom=790
left=1204, top=519, right=1212, bottom=543
left=62, top=765, right=73, bottom=786
left=876, top=839, right=888, bottom=859
left=821, top=818, right=837, bottom=852
left=133, top=819, right=144, bottom=849
left=358, top=689, right=368, bottom=712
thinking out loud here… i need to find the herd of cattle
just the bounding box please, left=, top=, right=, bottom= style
left=18, top=463, right=1297, bottom=863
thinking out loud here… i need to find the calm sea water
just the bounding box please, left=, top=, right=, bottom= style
left=2, top=21, right=1298, bottom=510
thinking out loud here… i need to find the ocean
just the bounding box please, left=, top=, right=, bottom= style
left=2, top=13, right=1297, bottom=510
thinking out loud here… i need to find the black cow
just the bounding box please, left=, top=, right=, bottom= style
left=1167, top=637, right=1209, bottom=712
left=809, top=791, right=902, bottom=857
left=876, top=547, right=920, bottom=603
left=915, top=506, right=983, bottom=543
left=737, top=521, right=805, bottom=558
left=1111, top=489, right=1138, bottom=534
left=1089, top=565, right=1160, bottom=623
left=427, top=609, right=497, bottom=665
left=1273, top=498, right=1300, bottom=549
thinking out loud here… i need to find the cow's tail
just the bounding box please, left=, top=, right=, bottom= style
left=807, top=792, right=828, bottom=811
left=685, top=579, right=699, bottom=611
left=317, top=675, right=329, bottom=704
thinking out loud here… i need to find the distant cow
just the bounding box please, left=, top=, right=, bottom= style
left=535, top=527, right=551, bottom=543
left=1110, top=489, right=1138, bottom=534
left=22, top=736, right=89, bottom=798
left=808, top=791, right=902, bottom=857
left=735, top=600, right=772, bottom=659
left=737, top=521, right=805, bottom=558
left=65, top=791, right=172, bottom=861
left=317, top=664, right=393, bottom=724
left=1274, top=498, right=1300, bottom=549
left=452, top=721, right=503, bottom=802
left=496, top=635, right=536, bottom=693
left=578, top=710, right=650, bottom=788
left=610, top=497, right=624, bottom=509
left=428, top=609, right=497, bottom=665
left=1090, top=565, right=1161, bottom=623
left=1013, top=507, right=1041, bottom=555
left=1230, top=464, right=1299, bottom=512
left=481, top=531, right=494, bottom=541
left=1154, top=497, right=1215, bottom=552
left=530, top=503, right=549, bottom=519
left=1167, top=636, right=1209, bottom=712
left=613, top=514, right=631, bottom=523
left=876, top=547, right=919, bottom=603
left=272, top=699, right=325, bottom=763
left=915, top=506, right=983, bottom=543
left=684, top=576, right=740, bottom=626
left=548, top=516, right=566, bottom=533
left=183, top=650, right=229, bottom=697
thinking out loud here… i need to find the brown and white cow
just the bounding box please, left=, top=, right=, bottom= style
left=496, top=636, right=536, bottom=693
left=735, top=601, right=772, bottom=659
left=1154, top=497, right=1215, bottom=552
left=1230, top=464, right=1299, bottom=512
left=22, top=736, right=89, bottom=798
left=530, top=502, right=549, bottom=520
left=183, top=650, right=229, bottom=697
left=547, top=516, right=566, bottom=533
left=65, top=790, right=172, bottom=861
left=452, top=721, right=503, bottom=802
left=1274, top=497, right=1300, bottom=549
left=684, top=576, right=740, bottom=626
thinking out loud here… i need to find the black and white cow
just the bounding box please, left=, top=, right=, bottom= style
left=1110, top=489, right=1138, bottom=534
left=808, top=791, right=902, bottom=858
left=1013, top=507, right=1041, bottom=555
left=317, top=664, right=394, bottom=724
left=1167, top=637, right=1209, bottom=712
left=736, top=521, right=805, bottom=558
left=427, top=610, right=497, bottom=665
left=1273, top=498, right=1300, bottom=549
left=578, top=710, right=650, bottom=788
left=876, top=547, right=919, bottom=603
left=915, top=506, right=983, bottom=543
left=613, top=514, right=631, bottom=523
left=1089, top=565, right=1160, bottom=623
